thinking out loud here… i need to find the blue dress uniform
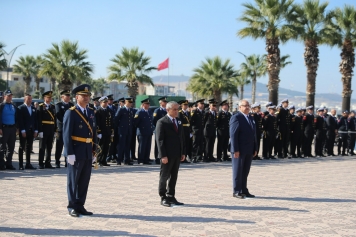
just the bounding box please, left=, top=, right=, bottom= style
left=63, top=84, right=97, bottom=217
left=106, top=94, right=118, bottom=162
left=37, top=91, right=57, bottom=169
left=130, top=107, right=138, bottom=160
left=55, top=90, right=74, bottom=168
left=153, top=96, right=168, bottom=164
left=134, top=98, right=154, bottom=164
left=115, top=97, right=134, bottom=165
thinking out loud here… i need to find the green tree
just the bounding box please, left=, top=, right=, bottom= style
left=33, top=55, right=44, bottom=98
left=328, top=5, right=356, bottom=111
left=10, top=81, right=27, bottom=97
left=108, top=47, right=156, bottom=99
left=293, top=0, right=334, bottom=107
left=238, top=53, right=267, bottom=103
left=237, top=0, right=297, bottom=105
left=187, top=56, right=239, bottom=102
left=235, top=73, right=251, bottom=100
left=91, top=77, right=110, bottom=96
left=0, top=42, right=7, bottom=71
left=13, top=55, right=36, bottom=94
left=41, top=40, right=93, bottom=91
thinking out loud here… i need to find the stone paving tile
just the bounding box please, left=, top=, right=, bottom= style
left=0, top=141, right=356, bottom=236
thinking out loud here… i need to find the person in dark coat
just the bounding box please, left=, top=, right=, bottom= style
left=348, top=111, right=356, bottom=155
left=230, top=99, right=257, bottom=199
left=203, top=99, right=218, bottom=162
left=217, top=100, right=232, bottom=161
left=314, top=108, right=327, bottom=157
left=303, top=106, right=316, bottom=158
left=156, top=101, right=186, bottom=207
left=18, top=94, right=38, bottom=170
left=275, top=99, right=291, bottom=158
left=326, top=109, right=337, bottom=156
left=153, top=96, right=168, bottom=164
left=106, top=94, right=118, bottom=163
left=130, top=106, right=138, bottom=161
left=290, top=108, right=303, bottom=158
left=55, top=90, right=74, bottom=168
left=337, top=110, right=349, bottom=156
left=177, top=99, right=192, bottom=163
left=250, top=103, right=263, bottom=160
left=262, top=106, right=278, bottom=159
left=190, top=99, right=205, bottom=163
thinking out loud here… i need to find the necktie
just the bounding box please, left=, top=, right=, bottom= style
left=248, top=116, right=253, bottom=128
left=172, top=118, right=178, bottom=133
left=84, top=109, right=88, bottom=120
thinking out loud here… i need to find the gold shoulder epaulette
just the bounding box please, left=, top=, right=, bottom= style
left=88, top=107, right=93, bottom=110
left=39, top=103, right=44, bottom=106
left=69, top=106, right=76, bottom=110
left=179, top=110, right=182, bottom=113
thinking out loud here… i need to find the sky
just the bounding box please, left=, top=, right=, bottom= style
left=1, top=0, right=355, bottom=97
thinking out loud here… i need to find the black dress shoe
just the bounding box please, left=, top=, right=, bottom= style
left=38, top=165, right=44, bottom=169
left=101, top=163, right=110, bottom=166
left=55, top=164, right=60, bottom=168
left=78, top=207, right=93, bottom=215
left=69, top=209, right=80, bottom=217
left=168, top=196, right=184, bottom=205
left=155, top=158, right=160, bottom=164
left=143, top=162, right=152, bottom=165
left=19, top=166, right=24, bottom=170
left=233, top=193, right=246, bottom=199
left=124, top=161, right=133, bottom=165
left=31, top=150, right=35, bottom=154
left=161, top=197, right=171, bottom=207
left=44, top=164, right=55, bottom=169
left=0, top=166, right=5, bottom=170
left=217, top=158, right=223, bottom=162
left=116, top=161, right=121, bottom=165
left=6, top=165, right=16, bottom=170
left=25, top=164, right=36, bottom=169
left=243, top=193, right=256, bottom=198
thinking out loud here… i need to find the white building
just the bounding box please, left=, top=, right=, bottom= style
left=102, top=80, right=129, bottom=99
left=146, top=84, right=175, bottom=96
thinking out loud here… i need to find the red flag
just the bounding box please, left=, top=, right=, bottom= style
left=157, top=58, right=169, bottom=71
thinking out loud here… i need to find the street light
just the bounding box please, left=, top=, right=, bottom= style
left=1, top=44, right=25, bottom=89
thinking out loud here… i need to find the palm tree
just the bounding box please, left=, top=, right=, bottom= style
left=91, top=77, right=109, bottom=96
left=292, top=0, right=334, bottom=107
left=108, top=47, right=156, bottom=99
left=41, top=40, right=93, bottom=91
left=187, top=56, right=239, bottom=102
left=0, top=42, right=7, bottom=71
left=13, top=55, right=37, bottom=94
left=328, top=5, right=356, bottom=111
left=238, top=53, right=267, bottom=103
left=234, top=73, right=251, bottom=100
left=237, top=0, right=297, bottom=105
left=33, top=56, right=44, bottom=95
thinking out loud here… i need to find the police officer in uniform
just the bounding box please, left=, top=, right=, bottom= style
left=217, top=100, right=232, bottom=161
left=135, top=98, right=154, bottom=165
left=337, top=111, right=349, bottom=156
left=303, top=105, right=316, bottom=158
left=153, top=96, right=168, bottom=164
left=262, top=105, right=278, bottom=159
left=106, top=94, right=118, bottom=163
left=38, top=91, right=56, bottom=169
left=115, top=97, right=134, bottom=165
left=250, top=103, right=263, bottom=160
left=190, top=99, right=205, bottom=163
left=63, top=84, right=96, bottom=217
left=178, top=100, right=192, bottom=163
left=290, top=108, right=303, bottom=158
left=55, top=90, right=74, bottom=168
left=348, top=111, right=356, bottom=155
left=314, top=108, right=327, bottom=157
left=204, top=99, right=218, bottom=162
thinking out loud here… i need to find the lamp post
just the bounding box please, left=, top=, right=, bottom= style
left=2, top=44, right=25, bottom=89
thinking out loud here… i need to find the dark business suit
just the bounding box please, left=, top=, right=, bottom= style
left=229, top=112, right=257, bottom=195
left=18, top=104, right=38, bottom=168
left=115, top=106, right=134, bottom=163
left=156, top=115, right=185, bottom=197
left=153, top=107, right=167, bottom=162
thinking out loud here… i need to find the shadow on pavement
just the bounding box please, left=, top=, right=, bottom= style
left=184, top=204, right=308, bottom=212
left=0, top=227, right=152, bottom=237
left=256, top=196, right=356, bottom=203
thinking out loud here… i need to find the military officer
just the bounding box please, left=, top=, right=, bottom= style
left=290, top=108, right=303, bottom=158
left=190, top=99, right=206, bottom=163
left=135, top=98, right=154, bottom=165
left=130, top=105, right=138, bottom=161
left=92, top=96, right=101, bottom=110
left=276, top=99, right=291, bottom=158
left=263, top=102, right=273, bottom=116
left=203, top=99, right=218, bottom=162
left=55, top=90, right=74, bottom=168
left=95, top=96, right=113, bottom=166
left=63, top=84, right=96, bottom=217
left=217, top=100, right=232, bottom=161
left=326, top=109, right=337, bottom=156
left=37, top=91, right=56, bottom=169
left=262, top=105, right=278, bottom=159
left=153, top=96, right=168, bottom=164
left=314, top=108, right=327, bottom=157
left=303, top=105, right=316, bottom=158
left=250, top=103, right=263, bottom=160
left=118, top=97, right=125, bottom=108
left=106, top=94, right=118, bottom=162
left=337, top=110, right=349, bottom=156
left=178, top=99, right=192, bottom=163
left=115, top=97, right=134, bottom=165
left=348, top=111, right=356, bottom=155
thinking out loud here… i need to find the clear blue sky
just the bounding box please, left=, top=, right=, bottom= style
left=1, top=0, right=355, bottom=96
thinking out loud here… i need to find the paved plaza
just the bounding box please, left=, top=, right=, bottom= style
left=0, top=140, right=356, bottom=236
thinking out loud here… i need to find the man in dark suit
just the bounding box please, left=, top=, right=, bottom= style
left=18, top=94, right=38, bottom=170
left=55, top=90, right=74, bottom=168
left=153, top=96, right=168, bottom=164
left=115, top=97, right=134, bottom=165
left=63, top=84, right=97, bottom=217
left=156, top=101, right=186, bottom=207
left=230, top=99, right=257, bottom=199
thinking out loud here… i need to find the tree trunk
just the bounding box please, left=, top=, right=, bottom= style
left=213, top=90, right=222, bottom=104
left=24, top=76, right=31, bottom=94
left=228, top=94, right=233, bottom=112
left=340, top=39, right=355, bottom=112
left=251, top=77, right=257, bottom=104
left=127, top=81, right=138, bottom=100
left=304, top=40, right=319, bottom=108
left=266, top=38, right=280, bottom=105
left=51, top=78, right=56, bottom=91
left=240, top=85, right=244, bottom=100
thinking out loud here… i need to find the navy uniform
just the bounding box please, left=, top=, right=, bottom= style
left=263, top=102, right=273, bottom=117
left=262, top=106, right=278, bottom=159
left=95, top=96, right=113, bottom=166
left=216, top=100, right=232, bottom=161
left=204, top=99, right=218, bottom=162
left=118, top=97, right=125, bottom=108
left=153, top=96, right=168, bottom=164
left=314, top=108, right=327, bottom=157
left=250, top=103, right=263, bottom=160
left=63, top=84, right=96, bottom=217
left=276, top=99, right=291, bottom=158
left=115, top=97, right=134, bottom=165
left=106, top=94, right=118, bottom=162
left=37, top=91, right=57, bottom=169
left=290, top=108, right=303, bottom=158
left=326, top=113, right=337, bottom=156
left=348, top=112, right=356, bottom=155
left=55, top=90, right=74, bottom=168
left=303, top=106, right=316, bottom=157
left=190, top=99, right=206, bottom=163
left=337, top=111, right=349, bottom=156
left=134, top=98, right=154, bottom=164
left=178, top=100, right=192, bottom=162
left=130, top=107, right=138, bottom=160
left=92, top=96, right=101, bottom=111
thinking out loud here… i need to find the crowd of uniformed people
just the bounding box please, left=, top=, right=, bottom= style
left=0, top=88, right=355, bottom=171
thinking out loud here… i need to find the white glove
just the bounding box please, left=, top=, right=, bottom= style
left=38, top=132, right=43, bottom=138
left=92, top=156, right=97, bottom=163
left=54, top=132, right=57, bottom=138
left=97, top=134, right=102, bottom=139
left=111, top=134, right=114, bottom=137
left=67, top=155, right=76, bottom=165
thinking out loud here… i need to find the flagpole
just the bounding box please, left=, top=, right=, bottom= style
left=167, top=57, right=170, bottom=95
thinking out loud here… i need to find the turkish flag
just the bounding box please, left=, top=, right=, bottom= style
left=157, top=58, right=169, bottom=71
